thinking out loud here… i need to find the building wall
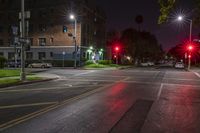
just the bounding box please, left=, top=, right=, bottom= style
left=0, top=0, right=106, bottom=62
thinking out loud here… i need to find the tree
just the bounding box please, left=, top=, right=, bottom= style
left=121, top=28, right=163, bottom=63
left=135, top=15, right=144, bottom=31
left=158, top=0, right=200, bottom=24
left=158, top=0, right=175, bottom=24
left=121, top=28, right=138, bottom=60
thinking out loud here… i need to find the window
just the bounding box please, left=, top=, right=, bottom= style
left=38, top=52, right=46, bottom=60
left=50, top=8, right=54, bottom=14
left=38, top=38, right=46, bottom=46
left=8, top=38, right=12, bottom=46
left=38, top=10, right=47, bottom=18
left=0, top=26, right=3, bottom=32
left=1, top=0, right=5, bottom=4
left=29, top=38, right=33, bottom=46
left=50, top=52, right=53, bottom=57
left=29, top=24, right=34, bottom=32
left=0, top=39, right=3, bottom=45
left=0, top=52, right=3, bottom=56
left=50, top=38, right=54, bottom=43
left=39, top=24, right=47, bottom=32
left=26, top=52, right=33, bottom=60
left=8, top=52, right=15, bottom=60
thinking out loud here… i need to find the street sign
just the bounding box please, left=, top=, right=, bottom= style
left=14, top=37, right=19, bottom=44
left=19, top=11, right=31, bottom=19
left=19, top=38, right=30, bottom=44
left=12, top=26, right=18, bottom=35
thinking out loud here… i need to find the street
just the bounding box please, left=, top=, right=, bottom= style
left=1, top=67, right=200, bottom=133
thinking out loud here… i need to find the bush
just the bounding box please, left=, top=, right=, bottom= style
left=98, top=60, right=112, bottom=65
left=85, top=60, right=94, bottom=65
left=0, top=56, right=7, bottom=68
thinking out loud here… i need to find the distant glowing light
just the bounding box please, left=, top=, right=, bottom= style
left=90, top=46, right=93, bottom=50
left=115, top=46, right=119, bottom=52
left=178, top=16, right=183, bottom=21
left=188, top=46, right=193, bottom=50
left=70, top=14, right=75, bottom=20
left=126, top=56, right=131, bottom=60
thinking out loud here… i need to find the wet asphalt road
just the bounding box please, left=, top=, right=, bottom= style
left=1, top=67, right=200, bottom=133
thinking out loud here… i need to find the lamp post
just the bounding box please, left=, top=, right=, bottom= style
left=99, top=49, right=104, bottom=60
left=20, top=0, right=26, bottom=81
left=70, top=14, right=77, bottom=69
left=177, top=15, right=193, bottom=70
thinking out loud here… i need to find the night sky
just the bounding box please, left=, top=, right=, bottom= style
left=96, top=0, right=200, bottom=51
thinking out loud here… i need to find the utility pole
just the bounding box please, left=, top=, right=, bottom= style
left=20, top=0, right=26, bottom=81
left=74, top=18, right=77, bottom=69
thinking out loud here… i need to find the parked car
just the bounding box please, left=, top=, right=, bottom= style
left=174, top=62, right=184, bottom=69
left=28, top=62, right=52, bottom=68
left=7, top=60, right=21, bottom=68
left=140, top=62, right=155, bottom=67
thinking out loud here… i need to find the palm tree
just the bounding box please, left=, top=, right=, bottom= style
left=135, top=15, right=143, bottom=31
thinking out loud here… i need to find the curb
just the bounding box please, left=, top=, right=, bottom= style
left=0, top=78, right=57, bottom=89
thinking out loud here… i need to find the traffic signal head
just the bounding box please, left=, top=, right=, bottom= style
left=188, top=54, right=191, bottom=58
left=115, top=46, right=120, bottom=52
left=188, top=45, right=193, bottom=51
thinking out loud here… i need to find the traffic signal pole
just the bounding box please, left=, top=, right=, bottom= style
left=20, top=0, right=26, bottom=81
left=188, top=20, right=193, bottom=71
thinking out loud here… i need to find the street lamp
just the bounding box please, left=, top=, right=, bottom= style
left=177, top=15, right=193, bottom=70
left=70, top=14, right=77, bottom=69
left=177, top=15, right=193, bottom=42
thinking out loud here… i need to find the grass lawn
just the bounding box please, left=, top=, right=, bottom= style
left=84, top=63, right=120, bottom=68
left=0, top=69, right=33, bottom=78
left=0, top=69, right=20, bottom=78
left=0, top=76, right=43, bottom=85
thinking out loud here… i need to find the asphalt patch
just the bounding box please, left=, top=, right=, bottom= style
left=109, top=99, right=153, bottom=133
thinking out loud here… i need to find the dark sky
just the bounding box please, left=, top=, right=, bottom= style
left=96, top=0, right=200, bottom=50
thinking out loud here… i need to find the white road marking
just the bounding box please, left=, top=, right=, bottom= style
left=0, top=85, right=102, bottom=93
left=74, top=70, right=95, bottom=76
left=0, top=81, right=116, bottom=131
left=0, top=102, right=58, bottom=110
left=157, top=83, right=164, bottom=100
left=193, top=72, right=200, bottom=78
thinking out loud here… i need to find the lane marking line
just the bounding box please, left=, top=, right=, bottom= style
left=74, top=70, right=95, bottom=76
left=157, top=83, right=164, bottom=100
left=0, top=82, right=116, bottom=131
left=0, top=85, right=102, bottom=93
left=0, top=102, right=58, bottom=110
left=162, top=83, right=200, bottom=88
left=193, top=72, right=200, bottom=78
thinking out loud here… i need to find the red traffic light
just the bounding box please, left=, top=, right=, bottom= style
left=188, top=45, right=193, bottom=51
left=115, top=46, right=120, bottom=52
left=188, top=55, right=191, bottom=58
